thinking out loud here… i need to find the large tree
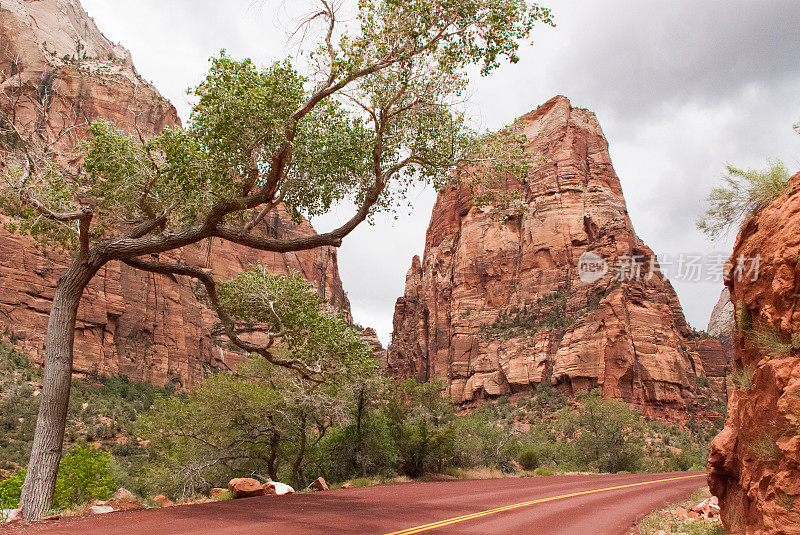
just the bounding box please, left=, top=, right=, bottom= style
left=0, top=0, right=552, bottom=518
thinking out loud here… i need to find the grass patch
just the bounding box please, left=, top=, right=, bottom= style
left=776, top=490, right=796, bottom=512
left=210, top=490, right=233, bottom=502
left=750, top=325, right=795, bottom=356
left=728, top=366, right=753, bottom=390
left=749, top=432, right=779, bottom=462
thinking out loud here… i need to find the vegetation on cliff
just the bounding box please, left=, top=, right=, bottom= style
left=697, top=159, right=792, bottom=239
left=704, top=124, right=800, bottom=533
left=1, top=332, right=724, bottom=507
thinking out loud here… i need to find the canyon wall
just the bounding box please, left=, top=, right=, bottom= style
left=0, top=0, right=350, bottom=388
left=708, top=172, right=800, bottom=534
left=387, top=95, right=727, bottom=417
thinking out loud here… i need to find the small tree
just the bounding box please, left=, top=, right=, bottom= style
left=0, top=0, right=553, bottom=517
left=139, top=270, right=376, bottom=495
left=556, top=389, right=645, bottom=473
left=697, top=159, right=792, bottom=239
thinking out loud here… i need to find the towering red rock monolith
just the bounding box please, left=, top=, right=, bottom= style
left=386, top=96, right=723, bottom=417
left=0, top=0, right=350, bottom=388
left=708, top=172, right=800, bottom=534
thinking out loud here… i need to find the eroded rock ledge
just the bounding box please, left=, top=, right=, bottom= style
left=708, top=172, right=800, bottom=534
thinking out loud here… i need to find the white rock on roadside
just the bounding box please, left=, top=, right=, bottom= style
left=89, top=505, right=115, bottom=515
left=2, top=509, right=22, bottom=523
left=264, top=481, right=295, bottom=495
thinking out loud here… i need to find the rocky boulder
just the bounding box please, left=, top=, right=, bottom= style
left=708, top=172, right=800, bottom=534
left=152, top=495, right=173, bottom=508
left=308, top=477, right=329, bottom=491
left=263, top=481, right=294, bottom=496
left=227, top=478, right=265, bottom=499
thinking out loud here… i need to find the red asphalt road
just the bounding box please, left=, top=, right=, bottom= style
left=4, top=471, right=706, bottom=535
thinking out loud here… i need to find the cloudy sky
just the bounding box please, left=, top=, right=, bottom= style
left=82, top=0, right=800, bottom=345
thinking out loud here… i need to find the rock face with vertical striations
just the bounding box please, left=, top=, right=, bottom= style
left=0, top=0, right=351, bottom=389
left=708, top=172, right=800, bottom=534
left=705, top=288, right=736, bottom=395
left=386, top=95, right=724, bottom=417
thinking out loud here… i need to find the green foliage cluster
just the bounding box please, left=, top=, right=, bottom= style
left=555, top=390, right=645, bottom=473
left=1, top=0, right=553, bottom=252
left=218, top=267, right=375, bottom=379
left=0, top=446, right=116, bottom=510
left=138, top=375, right=722, bottom=500
left=0, top=469, right=25, bottom=509
left=1, top=343, right=723, bottom=506
left=698, top=159, right=792, bottom=239
left=482, top=285, right=620, bottom=340
left=52, top=446, right=117, bottom=508
left=482, top=289, right=573, bottom=339
left=0, top=337, right=40, bottom=473
left=0, top=335, right=173, bottom=492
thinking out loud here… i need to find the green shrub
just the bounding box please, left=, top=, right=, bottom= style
left=555, top=389, right=645, bottom=473
left=698, top=159, right=791, bottom=239
left=0, top=446, right=115, bottom=510
left=518, top=447, right=540, bottom=471
left=0, top=469, right=26, bottom=509
left=53, top=445, right=117, bottom=508
left=317, top=414, right=398, bottom=482
left=533, top=467, right=554, bottom=476
left=211, top=490, right=233, bottom=502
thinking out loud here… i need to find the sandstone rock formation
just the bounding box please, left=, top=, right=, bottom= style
left=705, top=288, right=736, bottom=396
left=360, top=327, right=387, bottom=361
left=0, top=0, right=350, bottom=388
left=227, top=478, right=265, bottom=499
left=708, top=288, right=736, bottom=340
left=708, top=172, right=800, bottom=534
left=0, top=0, right=178, bottom=148
left=387, top=96, right=724, bottom=416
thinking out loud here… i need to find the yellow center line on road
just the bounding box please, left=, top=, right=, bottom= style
left=384, top=473, right=706, bottom=535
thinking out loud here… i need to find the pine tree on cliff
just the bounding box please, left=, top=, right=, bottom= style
left=0, top=0, right=552, bottom=519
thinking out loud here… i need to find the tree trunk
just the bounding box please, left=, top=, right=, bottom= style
left=292, top=414, right=307, bottom=490
left=267, top=429, right=280, bottom=482
left=19, top=263, right=93, bottom=519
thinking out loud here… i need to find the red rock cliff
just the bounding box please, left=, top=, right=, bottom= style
left=387, top=96, right=724, bottom=417
left=708, top=172, right=800, bottom=534
left=0, top=0, right=351, bottom=388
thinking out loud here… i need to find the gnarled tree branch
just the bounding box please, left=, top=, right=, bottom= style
left=122, top=256, right=323, bottom=383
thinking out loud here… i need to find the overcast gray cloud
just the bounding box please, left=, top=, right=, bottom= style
left=82, top=0, right=800, bottom=345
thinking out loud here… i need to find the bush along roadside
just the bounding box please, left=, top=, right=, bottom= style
left=1, top=335, right=724, bottom=513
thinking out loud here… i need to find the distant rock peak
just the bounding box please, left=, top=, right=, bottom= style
left=386, top=96, right=729, bottom=417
